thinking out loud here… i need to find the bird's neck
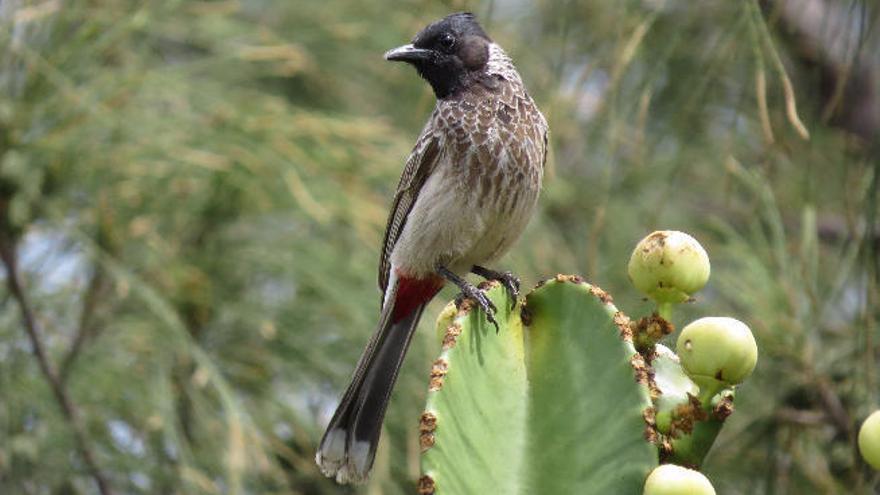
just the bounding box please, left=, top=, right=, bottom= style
left=484, top=44, right=517, bottom=79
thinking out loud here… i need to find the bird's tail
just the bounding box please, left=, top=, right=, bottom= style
left=316, top=273, right=444, bottom=484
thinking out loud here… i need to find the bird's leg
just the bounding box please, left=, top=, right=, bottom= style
left=471, top=265, right=520, bottom=307
left=437, top=265, right=499, bottom=332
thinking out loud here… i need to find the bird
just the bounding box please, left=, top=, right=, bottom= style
left=315, top=12, right=548, bottom=484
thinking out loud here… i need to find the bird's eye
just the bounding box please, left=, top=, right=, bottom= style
left=438, top=33, right=456, bottom=52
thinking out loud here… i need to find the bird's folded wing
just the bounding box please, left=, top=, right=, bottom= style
left=378, top=123, right=443, bottom=300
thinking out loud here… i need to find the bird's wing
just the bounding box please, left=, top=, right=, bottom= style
left=378, top=121, right=443, bottom=299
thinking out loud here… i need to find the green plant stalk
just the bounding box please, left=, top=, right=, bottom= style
left=656, top=301, right=674, bottom=322
left=693, top=377, right=727, bottom=410
left=666, top=416, right=725, bottom=469
left=666, top=387, right=735, bottom=468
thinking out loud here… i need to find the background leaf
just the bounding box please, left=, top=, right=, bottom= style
left=0, top=0, right=877, bottom=493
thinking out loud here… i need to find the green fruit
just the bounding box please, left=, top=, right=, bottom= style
left=643, top=464, right=716, bottom=495
left=859, top=410, right=880, bottom=469
left=628, top=231, right=710, bottom=304
left=676, top=317, right=757, bottom=386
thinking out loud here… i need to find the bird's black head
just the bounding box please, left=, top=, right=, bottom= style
left=384, top=13, right=493, bottom=99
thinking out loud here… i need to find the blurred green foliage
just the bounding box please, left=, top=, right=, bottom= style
left=0, top=0, right=877, bottom=493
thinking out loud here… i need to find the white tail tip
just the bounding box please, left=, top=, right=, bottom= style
left=315, top=428, right=372, bottom=484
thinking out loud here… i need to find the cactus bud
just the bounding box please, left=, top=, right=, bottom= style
left=859, top=410, right=880, bottom=470
left=676, top=317, right=757, bottom=387
left=644, top=464, right=716, bottom=495
left=652, top=344, right=699, bottom=434
left=628, top=231, right=710, bottom=304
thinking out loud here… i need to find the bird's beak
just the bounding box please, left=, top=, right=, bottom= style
left=384, top=44, right=433, bottom=63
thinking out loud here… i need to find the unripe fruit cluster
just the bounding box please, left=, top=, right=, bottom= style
left=628, top=230, right=756, bottom=485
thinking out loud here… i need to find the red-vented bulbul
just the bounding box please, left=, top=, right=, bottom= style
left=316, top=12, right=548, bottom=484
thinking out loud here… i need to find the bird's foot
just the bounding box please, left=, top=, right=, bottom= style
left=439, top=265, right=500, bottom=333
left=471, top=265, right=520, bottom=308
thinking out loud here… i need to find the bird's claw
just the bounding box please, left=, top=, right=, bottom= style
left=474, top=291, right=500, bottom=333
left=471, top=266, right=520, bottom=309
left=495, top=271, right=520, bottom=308
left=455, top=284, right=500, bottom=333
left=440, top=265, right=501, bottom=333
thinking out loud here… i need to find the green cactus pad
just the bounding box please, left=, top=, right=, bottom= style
left=420, top=276, right=657, bottom=494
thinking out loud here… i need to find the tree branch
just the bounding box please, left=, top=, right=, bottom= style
left=0, top=230, right=114, bottom=495
left=59, top=263, right=107, bottom=383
